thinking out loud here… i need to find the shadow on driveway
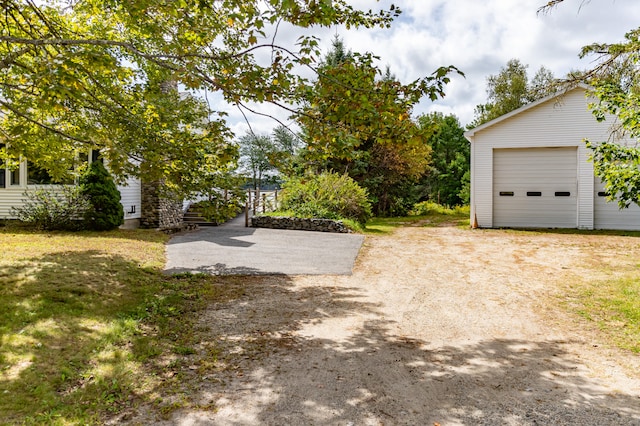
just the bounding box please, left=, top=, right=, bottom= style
left=164, top=215, right=365, bottom=275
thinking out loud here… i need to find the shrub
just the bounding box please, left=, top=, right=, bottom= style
left=280, top=172, right=372, bottom=224
left=11, top=186, right=90, bottom=230
left=409, top=201, right=470, bottom=216
left=79, top=161, right=124, bottom=230
left=191, top=190, right=246, bottom=224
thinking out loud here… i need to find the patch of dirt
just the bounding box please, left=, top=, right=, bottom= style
left=122, top=226, right=640, bottom=425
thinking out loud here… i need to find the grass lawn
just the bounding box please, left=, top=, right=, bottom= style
left=0, top=225, right=244, bottom=425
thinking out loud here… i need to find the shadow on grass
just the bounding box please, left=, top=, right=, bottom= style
left=0, top=249, right=191, bottom=424
left=117, top=275, right=640, bottom=425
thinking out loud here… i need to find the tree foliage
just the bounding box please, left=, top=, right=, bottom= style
left=0, top=0, right=406, bottom=194
left=417, top=112, right=470, bottom=207
left=539, top=1, right=640, bottom=208
left=298, top=37, right=458, bottom=216
left=238, top=131, right=278, bottom=189
left=470, top=59, right=556, bottom=127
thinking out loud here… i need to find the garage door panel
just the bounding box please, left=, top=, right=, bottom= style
left=594, top=178, right=640, bottom=230
left=493, top=147, right=577, bottom=228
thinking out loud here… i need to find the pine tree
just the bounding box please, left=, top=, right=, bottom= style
left=79, top=161, right=124, bottom=231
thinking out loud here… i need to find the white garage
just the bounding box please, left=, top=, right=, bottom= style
left=466, top=84, right=639, bottom=230
left=493, top=147, right=577, bottom=228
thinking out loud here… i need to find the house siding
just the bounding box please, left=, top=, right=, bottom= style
left=118, top=176, right=142, bottom=221
left=0, top=187, right=29, bottom=219
left=466, top=87, right=627, bottom=229
left=1, top=162, right=142, bottom=225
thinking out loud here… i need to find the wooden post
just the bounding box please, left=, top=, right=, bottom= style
left=262, top=193, right=266, bottom=213
left=245, top=200, right=249, bottom=227
left=274, top=190, right=278, bottom=210
left=254, top=187, right=260, bottom=215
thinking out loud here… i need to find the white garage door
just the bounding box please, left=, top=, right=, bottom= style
left=493, top=147, right=577, bottom=228
left=594, top=178, right=640, bottom=230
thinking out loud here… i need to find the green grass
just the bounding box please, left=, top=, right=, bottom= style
left=0, top=225, right=244, bottom=425
left=569, top=276, right=640, bottom=353
left=364, top=204, right=470, bottom=235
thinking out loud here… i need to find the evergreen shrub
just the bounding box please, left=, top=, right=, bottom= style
left=79, top=161, right=124, bottom=230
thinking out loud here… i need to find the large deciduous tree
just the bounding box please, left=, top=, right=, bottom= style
left=539, top=1, right=640, bottom=208
left=417, top=112, right=470, bottom=207
left=238, top=132, right=277, bottom=190
left=0, top=0, right=427, bottom=195
left=470, top=59, right=556, bottom=127
left=298, top=37, right=459, bottom=216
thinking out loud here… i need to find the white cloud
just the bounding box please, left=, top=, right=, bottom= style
left=217, top=0, right=640, bottom=136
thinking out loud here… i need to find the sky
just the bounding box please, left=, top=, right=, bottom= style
left=211, top=0, right=640, bottom=137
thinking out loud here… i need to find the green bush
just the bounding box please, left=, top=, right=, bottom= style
left=280, top=172, right=372, bottom=224
left=79, top=161, right=124, bottom=231
left=11, top=186, right=90, bottom=230
left=191, top=190, right=246, bottom=224
left=409, top=201, right=470, bottom=217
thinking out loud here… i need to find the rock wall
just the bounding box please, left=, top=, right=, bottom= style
left=251, top=216, right=352, bottom=233
left=141, top=181, right=184, bottom=230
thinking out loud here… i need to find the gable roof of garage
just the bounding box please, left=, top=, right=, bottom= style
left=464, top=83, right=592, bottom=139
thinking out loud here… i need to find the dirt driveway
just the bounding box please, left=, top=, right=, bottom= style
left=131, top=224, right=640, bottom=425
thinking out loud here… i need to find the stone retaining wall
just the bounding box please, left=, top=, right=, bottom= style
left=251, top=216, right=352, bottom=233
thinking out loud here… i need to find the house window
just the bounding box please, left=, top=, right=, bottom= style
left=0, top=144, right=5, bottom=188
left=499, top=191, right=514, bottom=196
left=91, top=149, right=102, bottom=163
left=27, top=162, right=53, bottom=184
left=0, top=143, right=21, bottom=187
left=555, top=191, right=571, bottom=197
left=527, top=191, right=542, bottom=197
left=10, top=168, right=19, bottom=186
left=27, top=162, right=73, bottom=185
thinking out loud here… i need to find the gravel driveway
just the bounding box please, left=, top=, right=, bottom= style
left=129, top=224, right=640, bottom=425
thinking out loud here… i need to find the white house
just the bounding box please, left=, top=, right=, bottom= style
left=464, top=85, right=640, bottom=230
left=0, top=151, right=143, bottom=228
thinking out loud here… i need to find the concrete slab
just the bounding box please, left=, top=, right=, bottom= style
left=164, top=215, right=365, bottom=275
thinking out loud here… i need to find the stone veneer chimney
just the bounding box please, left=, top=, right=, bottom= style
left=140, top=180, right=184, bottom=229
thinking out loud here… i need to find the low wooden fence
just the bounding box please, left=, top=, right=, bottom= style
left=245, top=189, right=279, bottom=227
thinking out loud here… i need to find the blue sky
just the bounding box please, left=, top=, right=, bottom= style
left=212, top=0, right=640, bottom=137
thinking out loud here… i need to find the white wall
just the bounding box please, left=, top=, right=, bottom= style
left=0, top=160, right=142, bottom=223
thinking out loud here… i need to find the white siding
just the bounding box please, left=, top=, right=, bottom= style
left=467, top=87, right=616, bottom=229
left=493, top=148, right=577, bottom=228
left=0, top=188, right=28, bottom=218
left=118, top=177, right=142, bottom=220
left=0, top=185, right=68, bottom=219
left=594, top=178, right=640, bottom=230
left=0, top=159, right=142, bottom=223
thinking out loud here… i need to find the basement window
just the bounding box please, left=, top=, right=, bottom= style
left=499, top=191, right=514, bottom=196
left=597, top=191, right=609, bottom=197
left=527, top=191, right=542, bottom=197
left=554, top=191, right=571, bottom=197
